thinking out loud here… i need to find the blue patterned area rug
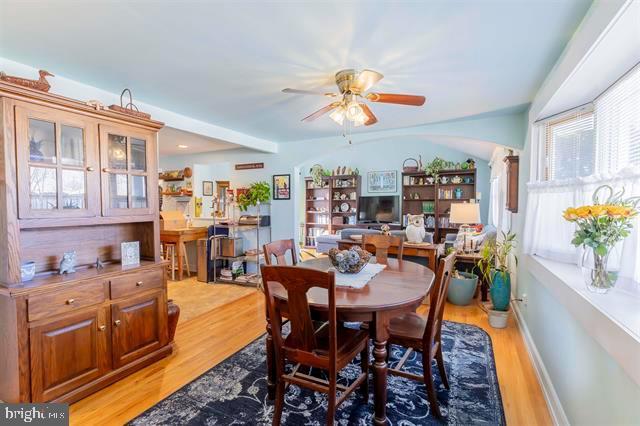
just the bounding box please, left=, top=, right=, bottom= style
left=129, top=321, right=505, bottom=425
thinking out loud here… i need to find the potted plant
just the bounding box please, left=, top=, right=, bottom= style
left=448, top=270, right=479, bottom=306
left=237, top=181, right=270, bottom=212
left=478, top=232, right=518, bottom=328
left=563, top=185, right=639, bottom=293
left=444, top=248, right=479, bottom=306
left=424, top=157, right=448, bottom=179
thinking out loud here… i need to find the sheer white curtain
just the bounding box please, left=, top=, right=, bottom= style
left=523, top=168, right=640, bottom=281
left=488, top=147, right=511, bottom=233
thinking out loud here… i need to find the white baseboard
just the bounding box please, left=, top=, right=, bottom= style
left=512, top=302, right=570, bottom=426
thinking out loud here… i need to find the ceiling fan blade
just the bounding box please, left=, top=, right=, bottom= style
left=366, top=93, right=426, bottom=106
left=283, top=88, right=338, bottom=97
left=360, top=103, right=378, bottom=126
left=353, top=69, right=384, bottom=93
left=301, top=102, right=340, bottom=122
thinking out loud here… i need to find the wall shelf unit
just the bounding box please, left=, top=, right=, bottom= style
left=402, top=169, right=477, bottom=243
left=304, top=175, right=361, bottom=248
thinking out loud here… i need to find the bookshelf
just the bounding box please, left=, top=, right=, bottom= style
left=304, top=175, right=361, bottom=247
left=401, top=169, right=477, bottom=243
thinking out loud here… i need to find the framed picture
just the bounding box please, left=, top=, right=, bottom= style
left=121, top=241, right=140, bottom=266
left=273, top=174, right=291, bottom=200
left=367, top=170, right=397, bottom=193
left=202, top=180, right=214, bottom=196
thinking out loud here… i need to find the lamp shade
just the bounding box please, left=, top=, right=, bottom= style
left=449, top=203, right=480, bottom=224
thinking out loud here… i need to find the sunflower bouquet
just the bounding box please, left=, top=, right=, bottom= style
left=563, top=185, right=639, bottom=292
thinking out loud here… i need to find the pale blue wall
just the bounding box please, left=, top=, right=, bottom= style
left=512, top=128, right=640, bottom=425
left=507, top=1, right=640, bottom=421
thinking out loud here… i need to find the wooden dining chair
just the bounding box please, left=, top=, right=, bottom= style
left=386, top=252, right=456, bottom=419
left=263, top=239, right=298, bottom=266
left=363, top=234, right=403, bottom=264
left=261, top=265, right=370, bottom=425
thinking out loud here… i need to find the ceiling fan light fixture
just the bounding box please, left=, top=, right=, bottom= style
left=329, top=107, right=345, bottom=125
left=345, top=100, right=364, bottom=121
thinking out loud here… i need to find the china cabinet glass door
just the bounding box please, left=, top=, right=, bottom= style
left=15, top=104, right=99, bottom=219
left=100, top=125, right=154, bottom=216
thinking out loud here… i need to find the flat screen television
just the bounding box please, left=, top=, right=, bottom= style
left=358, top=195, right=400, bottom=223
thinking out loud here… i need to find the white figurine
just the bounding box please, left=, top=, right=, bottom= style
left=405, top=214, right=426, bottom=243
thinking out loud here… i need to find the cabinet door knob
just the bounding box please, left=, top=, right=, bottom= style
left=114, top=319, right=121, bottom=327
left=86, top=166, right=95, bottom=172
left=136, top=281, right=143, bottom=287
left=98, top=325, right=106, bottom=331
left=102, top=167, right=110, bottom=173
left=66, top=298, right=75, bottom=305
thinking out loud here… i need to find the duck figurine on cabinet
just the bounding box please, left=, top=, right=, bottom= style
left=0, top=69, right=54, bottom=92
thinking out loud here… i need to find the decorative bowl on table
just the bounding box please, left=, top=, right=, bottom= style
left=349, top=234, right=362, bottom=241
left=328, top=246, right=371, bottom=274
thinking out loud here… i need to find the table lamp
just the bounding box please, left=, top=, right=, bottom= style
left=449, top=203, right=481, bottom=253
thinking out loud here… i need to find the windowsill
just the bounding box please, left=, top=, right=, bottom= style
left=524, top=255, right=640, bottom=386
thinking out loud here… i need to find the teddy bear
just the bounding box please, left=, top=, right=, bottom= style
left=405, top=214, right=426, bottom=243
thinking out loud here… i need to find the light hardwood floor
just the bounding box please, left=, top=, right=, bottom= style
left=70, top=276, right=552, bottom=425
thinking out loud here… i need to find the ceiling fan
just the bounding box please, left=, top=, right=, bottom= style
left=282, top=69, right=425, bottom=127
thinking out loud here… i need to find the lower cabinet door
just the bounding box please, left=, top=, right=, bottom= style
left=30, top=307, right=110, bottom=402
left=111, top=291, right=168, bottom=368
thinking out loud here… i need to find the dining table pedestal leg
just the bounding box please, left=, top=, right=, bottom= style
left=372, top=312, right=390, bottom=426
left=265, top=315, right=276, bottom=400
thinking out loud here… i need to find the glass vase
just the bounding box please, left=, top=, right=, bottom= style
left=580, top=247, right=619, bottom=294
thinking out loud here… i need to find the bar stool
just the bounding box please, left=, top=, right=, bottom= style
left=162, top=243, right=190, bottom=280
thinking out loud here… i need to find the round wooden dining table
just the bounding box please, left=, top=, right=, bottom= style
left=265, top=257, right=436, bottom=425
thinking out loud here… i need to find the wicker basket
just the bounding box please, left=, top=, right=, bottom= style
left=403, top=158, right=420, bottom=173
left=328, top=246, right=372, bottom=274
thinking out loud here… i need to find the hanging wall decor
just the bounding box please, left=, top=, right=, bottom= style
left=273, top=174, right=291, bottom=200
left=202, top=180, right=214, bottom=196
left=368, top=170, right=397, bottom=193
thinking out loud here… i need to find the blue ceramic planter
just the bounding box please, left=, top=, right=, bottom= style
left=490, top=270, right=511, bottom=311
left=447, top=272, right=478, bottom=306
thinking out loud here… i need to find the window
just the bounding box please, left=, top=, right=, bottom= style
left=594, top=65, right=640, bottom=172
left=543, top=109, right=594, bottom=180
left=539, top=64, right=640, bottom=181
left=525, top=63, right=640, bottom=283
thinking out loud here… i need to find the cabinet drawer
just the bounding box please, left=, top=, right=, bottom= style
left=28, top=280, right=106, bottom=322
left=109, top=268, right=164, bottom=299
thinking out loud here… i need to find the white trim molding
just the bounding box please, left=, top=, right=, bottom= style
left=512, top=302, right=570, bottom=426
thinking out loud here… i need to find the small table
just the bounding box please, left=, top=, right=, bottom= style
left=455, top=251, right=488, bottom=301
left=160, top=227, right=208, bottom=280
left=267, top=257, right=435, bottom=425
left=337, top=238, right=441, bottom=271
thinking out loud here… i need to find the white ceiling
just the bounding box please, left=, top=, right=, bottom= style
left=0, top=0, right=592, bottom=143
left=159, top=127, right=239, bottom=156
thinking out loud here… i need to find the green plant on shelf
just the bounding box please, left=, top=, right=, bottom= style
left=424, top=157, right=448, bottom=178
left=237, top=181, right=270, bottom=211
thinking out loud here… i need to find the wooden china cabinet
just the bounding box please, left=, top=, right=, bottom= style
left=0, top=80, right=172, bottom=404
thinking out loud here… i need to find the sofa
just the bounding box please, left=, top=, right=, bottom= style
left=315, top=228, right=434, bottom=254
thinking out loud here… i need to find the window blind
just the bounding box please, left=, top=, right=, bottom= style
left=595, top=63, right=640, bottom=173
left=544, top=109, right=594, bottom=180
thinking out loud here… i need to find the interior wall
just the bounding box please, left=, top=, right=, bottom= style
left=509, top=1, right=640, bottom=423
